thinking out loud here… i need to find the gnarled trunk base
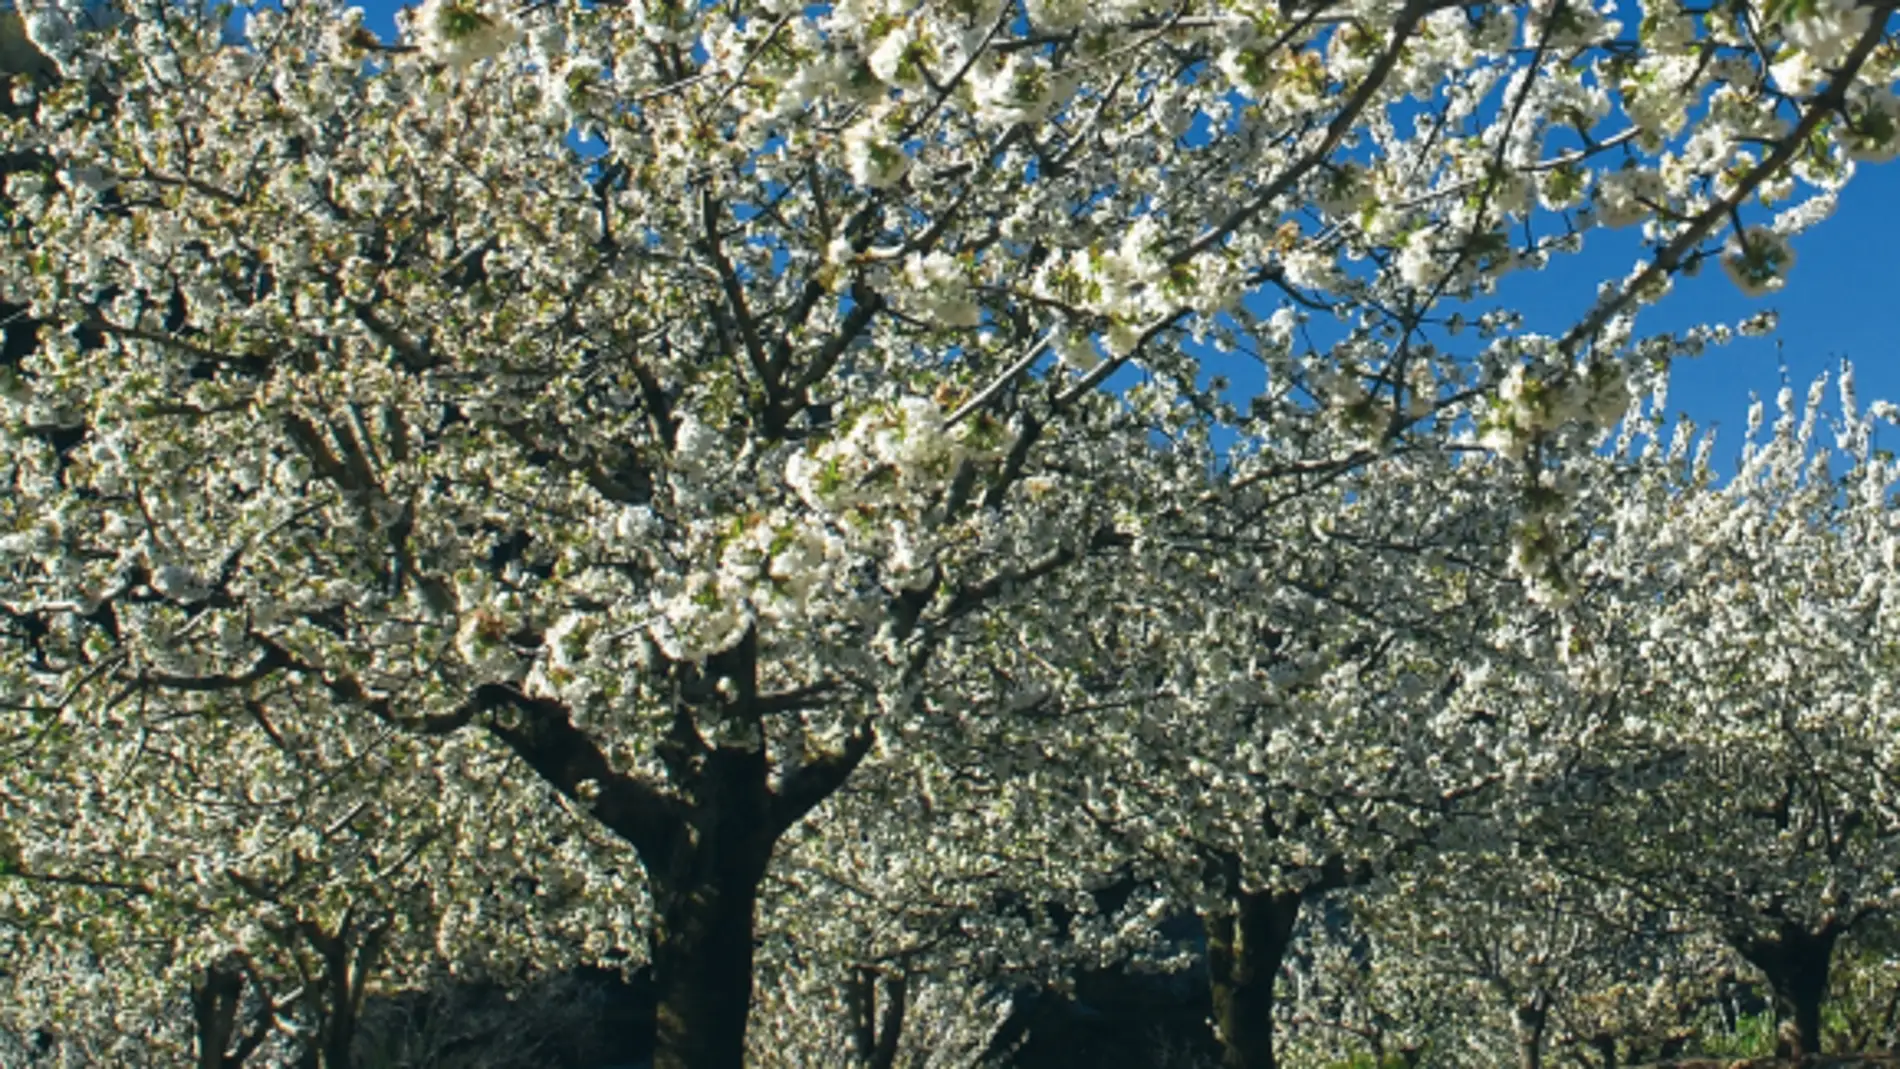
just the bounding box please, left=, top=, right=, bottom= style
left=1735, top=922, right=1841, bottom=1058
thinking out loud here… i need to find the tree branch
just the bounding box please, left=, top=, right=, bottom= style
left=771, top=720, right=876, bottom=835
left=1558, top=2, right=1898, bottom=357
left=1168, top=0, right=1440, bottom=265
left=479, top=682, right=683, bottom=865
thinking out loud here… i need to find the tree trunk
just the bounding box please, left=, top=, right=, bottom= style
left=650, top=868, right=764, bottom=1069
left=1779, top=958, right=1830, bottom=1057
left=484, top=704, right=780, bottom=1069
left=1735, top=921, right=1840, bottom=1057
left=475, top=635, right=875, bottom=1069
left=191, top=959, right=243, bottom=1069
left=648, top=740, right=780, bottom=1069
left=847, top=966, right=910, bottom=1069
left=294, top=910, right=390, bottom=1069
left=1204, top=889, right=1302, bottom=1069
left=1514, top=992, right=1549, bottom=1069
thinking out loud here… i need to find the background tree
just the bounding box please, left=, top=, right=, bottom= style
left=1304, top=846, right=1734, bottom=1069
left=1518, top=368, right=1900, bottom=1056
left=0, top=668, right=639, bottom=1066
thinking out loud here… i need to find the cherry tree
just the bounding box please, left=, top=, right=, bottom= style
left=1286, top=846, right=1736, bottom=1069
left=762, top=420, right=1565, bottom=1069
left=5, top=0, right=1900, bottom=1064
left=1512, top=368, right=1900, bottom=1056
left=1072, top=450, right=1551, bottom=1069
left=785, top=392, right=1582, bottom=1068
left=0, top=654, right=640, bottom=1066
left=745, top=541, right=1209, bottom=1065
left=0, top=5, right=1169, bottom=1061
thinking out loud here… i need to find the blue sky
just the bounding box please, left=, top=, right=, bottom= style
left=1495, top=162, right=1900, bottom=468
left=340, top=0, right=1899, bottom=470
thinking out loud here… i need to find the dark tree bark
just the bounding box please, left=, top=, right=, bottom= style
left=644, top=712, right=779, bottom=1069
left=649, top=864, right=766, bottom=1069
left=191, top=959, right=243, bottom=1069
left=1733, top=920, right=1842, bottom=1057
left=224, top=868, right=392, bottom=1069
left=1585, top=1031, right=1618, bottom=1069
left=190, top=955, right=271, bottom=1069
left=846, top=966, right=910, bottom=1069
left=1514, top=990, right=1550, bottom=1069
left=304, top=911, right=390, bottom=1069
left=477, top=629, right=875, bottom=1069
left=1199, top=851, right=1376, bottom=1069
left=1204, top=888, right=1302, bottom=1069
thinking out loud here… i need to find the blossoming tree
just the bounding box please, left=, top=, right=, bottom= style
left=1288, top=846, right=1737, bottom=1069
left=5, top=0, right=1900, bottom=1064
left=1049, top=445, right=1574, bottom=1069
left=0, top=688, right=637, bottom=1066
left=1506, top=370, right=1900, bottom=1056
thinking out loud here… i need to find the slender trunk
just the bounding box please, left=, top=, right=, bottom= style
left=1513, top=992, right=1549, bottom=1069
left=316, top=948, right=358, bottom=1069
left=1204, top=889, right=1302, bottom=1069
left=847, top=966, right=910, bottom=1069
left=191, top=959, right=243, bottom=1069
left=191, top=952, right=274, bottom=1068
left=1735, top=922, right=1840, bottom=1057
left=317, top=965, right=360, bottom=1069
left=299, top=911, right=390, bottom=1069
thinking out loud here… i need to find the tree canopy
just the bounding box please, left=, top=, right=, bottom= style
left=4, top=0, right=1900, bottom=1066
